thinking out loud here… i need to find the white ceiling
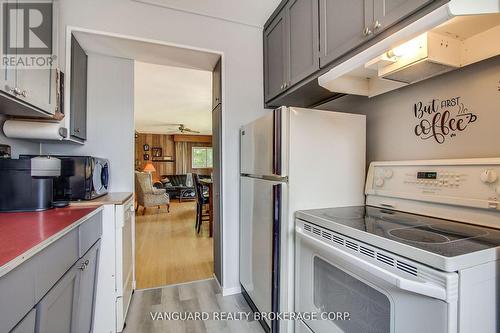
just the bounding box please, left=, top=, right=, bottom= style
left=134, top=62, right=213, bottom=135
left=133, top=0, right=281, bottom=27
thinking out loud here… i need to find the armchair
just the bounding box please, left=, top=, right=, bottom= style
left=135, top=171, right=170, bottom=215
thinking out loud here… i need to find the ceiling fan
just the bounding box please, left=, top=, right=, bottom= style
left=151, top=123, right=200, bottom=134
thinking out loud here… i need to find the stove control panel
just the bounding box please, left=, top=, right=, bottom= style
left=366, top=159, right=500, bottom=210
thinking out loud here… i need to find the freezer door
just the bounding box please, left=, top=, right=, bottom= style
left=240, top=177, right=284, bottom=329
left=240, top=108, right=286, bottom=177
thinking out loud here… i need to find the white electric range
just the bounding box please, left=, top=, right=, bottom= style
left=295, top=158, right=500, bottom=333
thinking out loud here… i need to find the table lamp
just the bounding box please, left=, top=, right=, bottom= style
left=143, top=162, right=156, bottom=173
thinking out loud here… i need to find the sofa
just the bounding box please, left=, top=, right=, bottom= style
left=159, top=174, right=196, bottom=202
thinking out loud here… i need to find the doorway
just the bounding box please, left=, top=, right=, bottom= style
left=68, top=28, right=224, bottom=291
left=133, top=59, right=223, bottom=289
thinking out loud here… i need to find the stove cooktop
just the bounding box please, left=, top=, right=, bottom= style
left=296, top=206, right=500, bottom=271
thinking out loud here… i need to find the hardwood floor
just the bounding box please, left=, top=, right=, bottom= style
left=135, top=201, right=214, bottom=289
left=124, top=279, right=264, bottom=333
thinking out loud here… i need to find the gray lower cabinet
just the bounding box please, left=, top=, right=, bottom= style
left=373, top=0, right=434, bottom=33
left=36, top=241, right=100, bottom=333
left=286, top=0, right=319, bottom=86
left=35, top=260, right=80, bottom=333
left=0, top=211, right=102, bottom=333
left=73, top=242, right=100, bottom=333
left=319, top=0, right=373, bottom=68
left=264, top=11, right=288, bottom=102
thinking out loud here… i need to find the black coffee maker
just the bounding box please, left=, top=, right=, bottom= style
left=0, top=156, right=61, bottom=212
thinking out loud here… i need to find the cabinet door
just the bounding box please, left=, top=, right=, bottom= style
left=373, top=0, right=434, bottom=32
left=286, top=0, right=319, bottom=86
left=212, top=103, right=222, bottom=285
left=35, top=262, right=79, bottom=333
left=319, top=0, right=372, bottom=67
left=212, top=58, right=221, bottom=109
left=74, top=241, right=100, bottom=333
left=70, top=34, right=88, bottom=140
left=16, top=69, right=56, bottom=114
left=264, top=12, right=288, bottom=102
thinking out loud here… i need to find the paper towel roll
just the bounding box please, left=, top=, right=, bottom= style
left=3, top=120, right=67, bottom=141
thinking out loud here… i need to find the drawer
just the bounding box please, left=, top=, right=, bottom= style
left=0, top=260, right=36, bottom=333
left=10, top=308, right=36, bottom=333
left=34, top=229, right=79, bottom=302
left=79, top=211, right=103, bottom=257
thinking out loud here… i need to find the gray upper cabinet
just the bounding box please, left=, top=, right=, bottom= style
left=70, top=34, right=88, bottom=141
left=212, top=58, right=222, bottom=109
left=264, top=12, right=288, bottom=102
left=286, top=0, right=319, bottom=86
left=319, top=0, right=372, bottom=68
left=373, top=0, right=434, bottom=33
left=0, top=0, right=61, bottom=119
left=264, top=0, right=320, bottom=102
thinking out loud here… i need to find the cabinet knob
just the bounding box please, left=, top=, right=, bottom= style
left=374, top=20, right=382, bottom=30
left=75, top=128, right=80, bottom=133
left=363, top=27, right=373, bottom=36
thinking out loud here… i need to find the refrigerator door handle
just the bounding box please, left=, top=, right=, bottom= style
left=273, top=108, right=282, bottom=176
left=271, top=184, right=281, bottom=333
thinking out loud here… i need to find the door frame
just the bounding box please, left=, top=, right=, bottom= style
left=64, top=26, right=226, bottom=289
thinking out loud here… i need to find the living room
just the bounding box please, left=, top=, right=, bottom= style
left=133, top=60, right=220, bottom=289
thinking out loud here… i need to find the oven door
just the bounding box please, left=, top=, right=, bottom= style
left=295, top=221, right=458, bottom=333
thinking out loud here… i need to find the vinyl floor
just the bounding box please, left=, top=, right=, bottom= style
left=123, top=278, right=265, bottom=333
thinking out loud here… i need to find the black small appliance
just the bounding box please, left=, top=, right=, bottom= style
left=0, top=157, right=61, bottom=212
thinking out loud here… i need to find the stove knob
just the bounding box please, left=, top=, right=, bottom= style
left=375, top=177, right=384, bottom=187
left=480, top=169, right=498, bottom=184
left=383, top=169, right=394, bottom=179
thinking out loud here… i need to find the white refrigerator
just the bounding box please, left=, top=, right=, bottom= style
left=239, top=107, right=366, bottom=333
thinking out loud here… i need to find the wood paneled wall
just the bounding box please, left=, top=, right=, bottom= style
left=135, top=133, right=213, bottom=178
left=135, top=133, right=175, bottom=178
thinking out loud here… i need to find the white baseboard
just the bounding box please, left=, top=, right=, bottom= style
left=222, top=285, right=241, bottom=296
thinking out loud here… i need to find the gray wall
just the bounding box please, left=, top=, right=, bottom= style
left=0, top=115, right=39, bottom=158
left=319, top=56, right=500, bottom=164
left=42, top=54, right=135, bottom=192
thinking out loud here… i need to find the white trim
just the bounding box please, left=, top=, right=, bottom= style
left=222, top=285, right=241, bottom=296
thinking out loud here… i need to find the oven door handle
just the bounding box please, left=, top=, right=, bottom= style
left=297, top=228, right=448, bottom=301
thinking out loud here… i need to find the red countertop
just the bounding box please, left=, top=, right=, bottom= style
left=0, top=206, right=101, bottom=275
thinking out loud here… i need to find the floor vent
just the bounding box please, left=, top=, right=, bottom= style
left=301, top=222, right=419, bottom=278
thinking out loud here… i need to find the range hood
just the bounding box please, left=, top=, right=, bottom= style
left=318, top=0, right=500, bottom=98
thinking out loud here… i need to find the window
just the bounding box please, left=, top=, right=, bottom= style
left=192, top=147, right=213, bottom=169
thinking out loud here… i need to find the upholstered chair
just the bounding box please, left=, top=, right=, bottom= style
left=135, top=171, right=170, bottom=215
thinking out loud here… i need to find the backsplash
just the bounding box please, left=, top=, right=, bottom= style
left=319, top=56, right=500, bottom=164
